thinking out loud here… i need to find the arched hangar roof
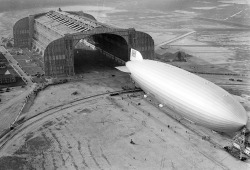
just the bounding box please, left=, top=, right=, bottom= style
left=13, top=10, right=155, bottom=76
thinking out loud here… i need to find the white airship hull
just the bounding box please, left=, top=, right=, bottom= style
left=126, top=60, right=247, bottom=132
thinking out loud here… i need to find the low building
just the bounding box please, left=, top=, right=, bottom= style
left=0, top=63, right=6, bottom=69
left=0, top=52, right=7, bottom=63
left=0, top=68, right=16, bottom=84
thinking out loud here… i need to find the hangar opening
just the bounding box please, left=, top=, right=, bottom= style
left=73, top=33, right=129, bottom=75
left=13, top=11, right=155, bottom=77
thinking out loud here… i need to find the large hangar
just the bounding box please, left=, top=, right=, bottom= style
left=13, top=10, right=155, bottom=77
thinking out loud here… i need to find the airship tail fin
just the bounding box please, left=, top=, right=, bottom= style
left=130, top=48, right=143, bottom=61
left=115, top=66, right=130, bottom=73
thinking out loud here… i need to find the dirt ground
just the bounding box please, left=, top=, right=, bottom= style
left=1, top=1, right=250, bottom=169
left=0, top=74, right=245, bottom=169
left=0, top=68, right=249, bottom=170
left=0, top=84, right=35, bottom=134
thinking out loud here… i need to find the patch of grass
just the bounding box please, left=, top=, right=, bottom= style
left=42, top=121, right=55, bottom=128
left=0, top=156, right=32, bottom=170
left=15, top=136, right=51, bottom=155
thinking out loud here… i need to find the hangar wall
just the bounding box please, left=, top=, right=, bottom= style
left=13, top=11, right=155, bottom=77
left=33, top=18, right=62, bottom=53
left=44, top=37, right=74, bottom=77
left=133, top=31, right=154, bottom=60
left=13, top=17, right=30, bottom=48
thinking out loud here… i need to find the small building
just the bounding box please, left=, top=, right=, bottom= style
left=0, top=52, right=7, bottom=63
left=0, top=63, right=6, bottom=69
left=0, top=68, right=16, bottom=84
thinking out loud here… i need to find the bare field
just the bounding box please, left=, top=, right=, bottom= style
left=0, top=85, right=35, bottom=134
left=27, top=68, right=131, bottom=117
left=0, top=101, right=24, bottom=134
left=0, top=68, right=249, bottom=169
left=1, top=74, right=249, bottom=169
left=0, top=0, right=250, bottom=169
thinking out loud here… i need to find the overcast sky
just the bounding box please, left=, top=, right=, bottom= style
left=0, top=0, right=206, bottom=12
left=0, top=0, right=95, bottom=12
left=0, top=0, right=248, bottom=13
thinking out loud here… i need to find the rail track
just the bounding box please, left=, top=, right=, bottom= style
left=0, top=88, right=142, bottom=151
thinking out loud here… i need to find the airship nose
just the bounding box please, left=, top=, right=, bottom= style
left=210, top=106, right=248, bottom=132
left=237, top=115, right=248, bottom=126
left=228, top=110, right=248, bottom=131
left=237, top=110, right=248, bottom=124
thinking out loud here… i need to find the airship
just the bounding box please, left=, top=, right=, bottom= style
left=116, top=49, right=247, bottom=132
